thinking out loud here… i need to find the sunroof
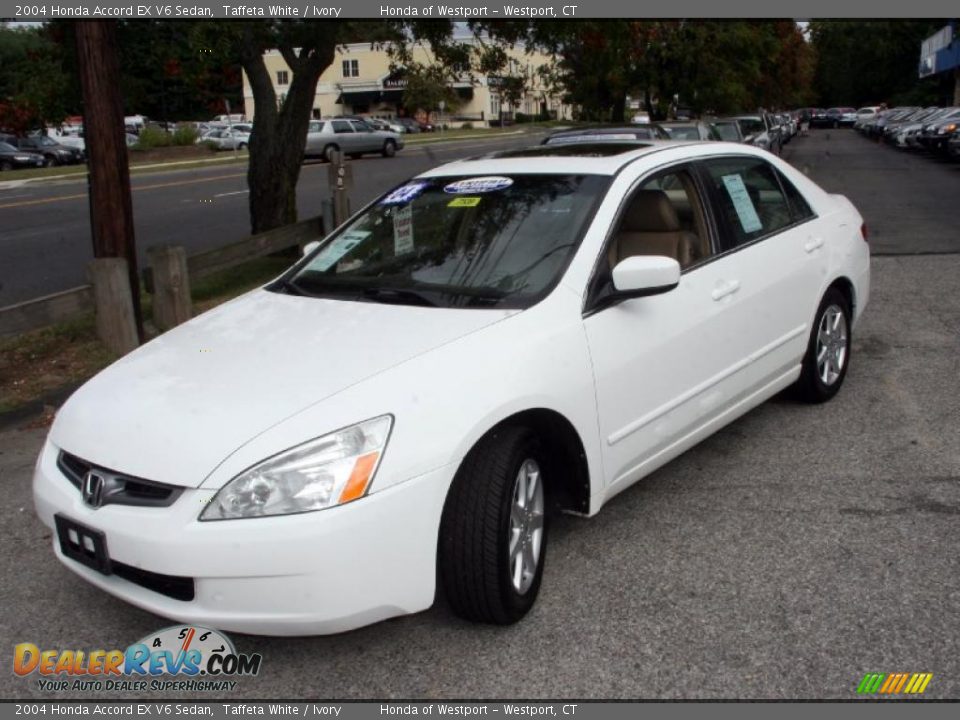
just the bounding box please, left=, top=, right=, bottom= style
left=484, top=143, right=650, bottom=159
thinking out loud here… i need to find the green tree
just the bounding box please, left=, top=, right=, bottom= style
left=810, top=20, right=944, bottom=107
left=0, top=24, right=72, bottom=131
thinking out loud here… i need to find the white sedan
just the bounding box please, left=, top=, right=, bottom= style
left=33, top=141, right=870, bottom=635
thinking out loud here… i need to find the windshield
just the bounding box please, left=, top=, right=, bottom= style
left=736, top=118, right=764, bottom=135
left=280, top=174, right=609, bottom=309
left=711, top=123, right=740, bottom=141
left=0, top=142, right=16, bottom=152
left=665, top=126, right=700, bottom=140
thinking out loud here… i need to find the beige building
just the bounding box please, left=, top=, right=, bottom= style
left=242, top=39, right=572, bottom=127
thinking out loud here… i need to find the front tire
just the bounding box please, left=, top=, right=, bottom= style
left=382, top=140, right=397, bottom=158
left=795, top=288, right=851, bottom=403
left=0, top=161, right=12, bottom=171
left=439, top=426, right=548, bottom=625
left=322, top=144, right=338, bottom=162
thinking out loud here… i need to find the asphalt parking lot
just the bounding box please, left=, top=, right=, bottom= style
left=1, top=129, right=958, bottom=700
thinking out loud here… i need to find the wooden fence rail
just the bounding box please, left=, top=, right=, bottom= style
left=0, top=214, right=323, bottom=339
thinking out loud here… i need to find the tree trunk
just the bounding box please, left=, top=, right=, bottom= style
left=240, top=34, right=335, bottom=235
left=75, top=20, right=144, bottom=341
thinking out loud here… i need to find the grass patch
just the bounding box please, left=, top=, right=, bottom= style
left=0, top=254, right=295, bottom=416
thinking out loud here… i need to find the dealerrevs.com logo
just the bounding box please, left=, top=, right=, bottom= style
left=14, top=625, right=262, bottom=693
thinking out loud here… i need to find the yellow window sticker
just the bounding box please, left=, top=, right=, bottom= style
left=447, top=197, right=482, bottom=208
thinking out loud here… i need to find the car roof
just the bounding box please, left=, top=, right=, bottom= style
left=416, top=140, right=763, bottom=178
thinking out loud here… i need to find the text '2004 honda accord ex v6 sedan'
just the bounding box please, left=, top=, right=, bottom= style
left=33, top=141, right=870, bottom=636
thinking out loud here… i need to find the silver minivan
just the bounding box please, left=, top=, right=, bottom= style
left=305, top=118, right=405, bottom=161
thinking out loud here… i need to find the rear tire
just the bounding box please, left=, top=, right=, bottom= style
left=795, top=288, right=851, bottom=403
left=439, top=426, right=549, bottom=625
left=322, top=144, right=338, bottom=162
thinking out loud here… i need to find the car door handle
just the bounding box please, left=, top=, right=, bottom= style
left=804, top=237, right=825, bottom=253
left=711, top=280, right=741, bottom=301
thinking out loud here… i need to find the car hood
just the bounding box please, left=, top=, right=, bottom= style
left=51, top=289, right=514, bottom=487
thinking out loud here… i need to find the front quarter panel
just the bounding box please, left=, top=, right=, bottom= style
left=200, top=289, right=605, bottom=514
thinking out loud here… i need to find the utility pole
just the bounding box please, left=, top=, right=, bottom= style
left=75, top=20, right=144, bottom=341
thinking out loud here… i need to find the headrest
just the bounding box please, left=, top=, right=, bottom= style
left=621, top=190, right=681, bottom=232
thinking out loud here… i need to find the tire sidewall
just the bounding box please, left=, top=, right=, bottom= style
left=494, top=430, right=550, bottom=619
left=802, top=289, right=852, bottom=401
left=383, top=140, right=396, bottom=157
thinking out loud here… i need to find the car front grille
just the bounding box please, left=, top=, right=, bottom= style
left=57, top=451, right=184, bottom=508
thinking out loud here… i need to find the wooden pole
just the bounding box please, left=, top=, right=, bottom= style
left=75, top=21, right=144, bottom=342
left=327, top=150, right=353, bottom=227
left=148, top=245, right=192, bottom=331
left=89, top=258, right=139, bottom=356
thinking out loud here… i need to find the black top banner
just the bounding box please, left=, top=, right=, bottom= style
left=3, top=0, right=959, bottom=19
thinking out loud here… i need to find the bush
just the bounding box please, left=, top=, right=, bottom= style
left=134, top=125, right=170, bottom=149
left=460, top=122, right=473, bottom=130
left=172, top=126, right=198, bottom=146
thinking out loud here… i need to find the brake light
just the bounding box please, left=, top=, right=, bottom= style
left=861, top=223, right=869, bottom=243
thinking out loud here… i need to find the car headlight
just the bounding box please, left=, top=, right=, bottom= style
left=200, top=415, right=392, bottom=520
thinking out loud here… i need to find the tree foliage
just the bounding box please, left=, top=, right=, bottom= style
left=477, top=20, right=814, bottom=121
left=809, top=20, right=945, bottom=107
left=0, top=24, right=72, bottom=132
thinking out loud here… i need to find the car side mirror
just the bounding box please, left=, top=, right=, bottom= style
left=611, top=255, right=681, bottom=297
left=302, top=241, right=320, bottom=257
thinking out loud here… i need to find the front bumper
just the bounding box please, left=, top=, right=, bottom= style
left=33, top=440, right=452, bottom=635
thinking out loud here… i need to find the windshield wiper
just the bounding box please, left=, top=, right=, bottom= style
left=273, top=277, right=311, bottom=297
left=362, top=287, right=438, bottom=307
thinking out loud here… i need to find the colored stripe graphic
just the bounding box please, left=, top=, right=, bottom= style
left=858, top=673, right=932, bottom=695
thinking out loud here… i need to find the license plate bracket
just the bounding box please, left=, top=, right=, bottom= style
left=55, top=514, right=112, bottom=575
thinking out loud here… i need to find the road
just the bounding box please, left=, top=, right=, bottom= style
left=0, top=132, right=545, bottom=307
left=1, top=129, right=959, bottom=700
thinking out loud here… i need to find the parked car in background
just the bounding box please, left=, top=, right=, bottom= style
left=33, top=141, right=870, bottom=635
left=809, top=108, right=829, bottom=128
left=305, top=118, right=404, bottom=161
left=853, top=106, right=881, bottom=130
left=630, top=111, right=651, bottom=124
left=198, top=127, right=250, bottom=151
left=732, top=115, right=781, bottom=154
left=0, top=141, right=46, bottom=170
left=0, top=134, right=84, bottom=166
left=709, top=119, right=746, bottom=143
left=825, top=108, right=857, bottom=127
left=948, top=128, right=960, bottom=159
left=918, top=107, right=960, bottom=153
left=660, top=121, right=720, bottom=141
left=542, top=125, right=670, bottom=145
left=46, top=128, right=85, bottom=155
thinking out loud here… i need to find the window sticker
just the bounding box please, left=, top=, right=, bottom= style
left=720, top=174, right=763, bottom=233
left=393, top=205, right=414, bottom=255
left=311, top=230, right=370, bottom=271
left=447, top=196, right=482, bottom=208
left=380, top=181, right=429, bottom=206
left=443, top=176, right=514, bottom=194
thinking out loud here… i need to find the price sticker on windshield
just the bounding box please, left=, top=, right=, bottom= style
left=311, top=230, right=370, bottom=272
left=380, top=181, right=429, bottom=206
left=444, top=176, right=513, bottom=194
left=393, top=205, right=414, bottom=255
left=447, top=197, right=482, bottom=207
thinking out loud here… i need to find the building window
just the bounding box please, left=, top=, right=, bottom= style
left=276, top=70, right=289, bottom=86
left=342, top=59, right=359, bottom=78
left=490, top=94, right=501, bottom=117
